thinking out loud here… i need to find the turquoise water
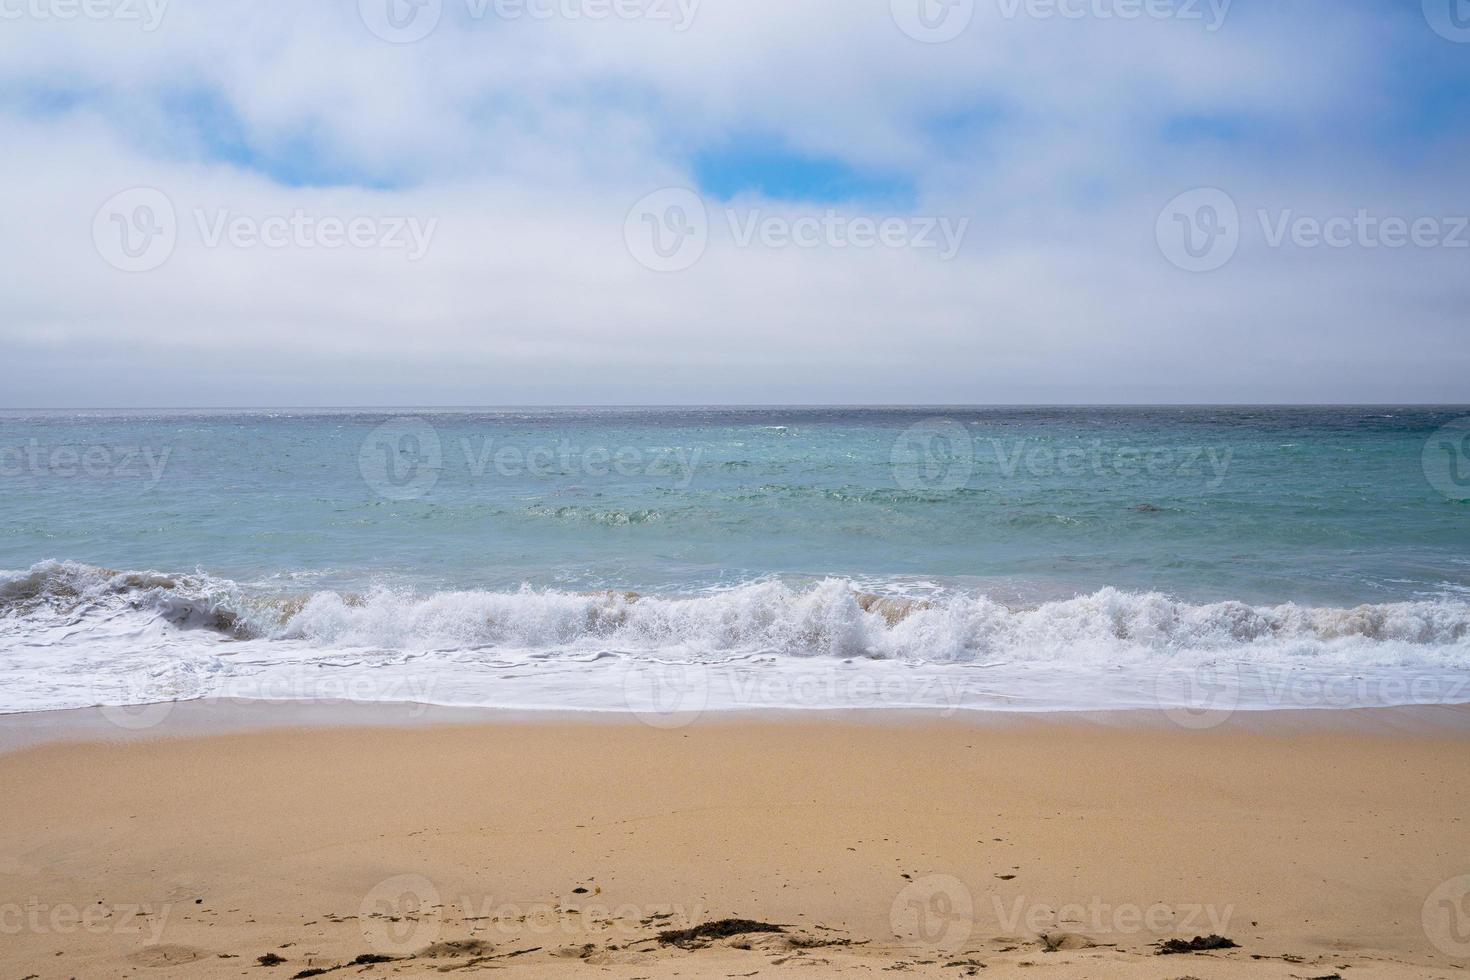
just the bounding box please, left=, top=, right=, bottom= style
left=3, top=406, right=1469, bottom=716
left=3, top=406, right=1468, bottom=602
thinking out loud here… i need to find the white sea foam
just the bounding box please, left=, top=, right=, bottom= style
left=3, top=560, right=1470, bottom=717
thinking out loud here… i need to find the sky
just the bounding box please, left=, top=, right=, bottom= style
left=1, top=0, right=1467, bottom=407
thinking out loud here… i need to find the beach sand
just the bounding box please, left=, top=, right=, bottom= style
left=2, top=704, right=1469, bottom=978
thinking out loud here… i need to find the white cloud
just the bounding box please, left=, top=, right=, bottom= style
left=0, top=0, right=1466, bottom=405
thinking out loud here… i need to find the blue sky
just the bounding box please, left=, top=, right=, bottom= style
left=0, top=0, right=1467, bottom=406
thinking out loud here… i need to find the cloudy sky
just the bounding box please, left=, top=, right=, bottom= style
left=2, top=0, right=1467, bottom=406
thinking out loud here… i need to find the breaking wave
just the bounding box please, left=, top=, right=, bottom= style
left=6, top=560, right=1470, bottom=668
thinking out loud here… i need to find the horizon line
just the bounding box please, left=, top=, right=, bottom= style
left=3, top=402, right=1470, bottom=412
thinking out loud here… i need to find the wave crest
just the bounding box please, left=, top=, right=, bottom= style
left=0, top=559, right=245, bottom=633
left=269, top=580, right=1470, bottom=661
left=4, top=561, right=1470, bottom=667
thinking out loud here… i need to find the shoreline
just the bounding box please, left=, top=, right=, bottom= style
left=2, top=703, right=1469, bottom=976
left=6, top=697, right=1470, bottom=753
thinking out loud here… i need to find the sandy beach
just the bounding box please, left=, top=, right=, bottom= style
left=2, top=705, right=1469, bottom=978
left=6, top=0, right=1468, bottom=968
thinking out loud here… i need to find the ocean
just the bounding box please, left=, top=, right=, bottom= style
left=3, top=406, right=1469, bottom=721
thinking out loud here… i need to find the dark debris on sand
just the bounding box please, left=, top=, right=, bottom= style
left=656, top=918, right=785, bottom=947
left=289, top=953, right=397, bottom=977
left=1156, top=935, right=1239, bottom=954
